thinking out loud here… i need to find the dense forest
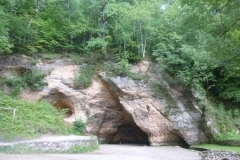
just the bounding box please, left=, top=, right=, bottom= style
left=0, top=0, right=240, bottom=103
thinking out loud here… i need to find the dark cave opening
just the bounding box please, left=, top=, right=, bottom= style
left=112, top=124, right=150, bottom=145
left=54, top=100, right=74, bottom=118
left=177, top=137, right=190, bottom=149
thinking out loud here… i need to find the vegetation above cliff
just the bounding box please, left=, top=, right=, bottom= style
left=0, top=0, right=240, bottom=103
left=0, top=0, right=240, bottom=141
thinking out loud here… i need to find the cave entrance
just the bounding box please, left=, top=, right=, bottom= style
left=54, top=100, right=75, bottom=125
left=112, top=124, right=150, bottom=145
left=175, top=135, right=190, bottom=148
left=99, top=106, right=150, bottom=145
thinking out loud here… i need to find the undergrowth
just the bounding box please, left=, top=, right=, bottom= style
left=215, top=131, right=240, bottom=141
left=191, top=144, right=240, bottom=153
left=74, top=65, right=96, bottom=88
left=0, top=69, right=47, bottom=96
left=206, top=101, right=240, bottom=134
left=0, top=91, right=68, bottom=140
left=203, top=95, right=240, bottom=143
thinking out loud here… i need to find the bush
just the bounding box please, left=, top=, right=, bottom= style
left=104, top=60, right=131, bottom=77
left=73, top=120, right=86, bottom=135
left=22, top=69, right=47, bottom=90
left=214, top=131, right=240, bottom=146
left=205, top=99, right=240, bottom=142
left=114, top=59, right=131, bottom=76
left=74, top=65, right=95, bottom=88
left=0, top=69, right=47, bottom=96
left=2, top=73, right=24, bottom=96
left=214, top=131, right=239, bottom=141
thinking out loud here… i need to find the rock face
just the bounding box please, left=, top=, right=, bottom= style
left=0, top=55, right=209, bottom=146
left=97, top=74, right=206, bottom=145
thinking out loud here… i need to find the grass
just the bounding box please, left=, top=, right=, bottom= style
left=0, top=91, right=68, bottom=140
left=191, top=144, right=240, bottom=153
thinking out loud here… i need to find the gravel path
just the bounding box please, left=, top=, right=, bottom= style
left=0, top=144, right=201, bottom=160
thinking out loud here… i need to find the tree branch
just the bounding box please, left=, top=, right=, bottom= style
left=100, top=1, right=108, bottom=12
left=217, top=0, right=233, bottom=12
left=221, top=17, right=240, bottom=37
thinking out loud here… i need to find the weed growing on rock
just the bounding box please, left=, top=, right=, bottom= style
left=74, top=65, right=95, bottom=88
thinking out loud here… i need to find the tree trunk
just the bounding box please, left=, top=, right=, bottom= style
left=66, top=0, right=73, bottom=51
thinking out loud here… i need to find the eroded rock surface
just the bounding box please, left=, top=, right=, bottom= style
left=0, top=56, right=209, bottom=146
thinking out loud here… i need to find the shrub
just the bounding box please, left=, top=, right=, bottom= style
left=114, top=59, right=131, bottom=76
left=73, top=119, right=86, bottom=135
left=103, top=60, right=131, bottom=77
left=2, top=73, right=24, bottom=96
left=0, top=69, right=47, bottom=97
left=74, top=65, right=95, bottom=88
left=22, top=69, right=47, bottom=90
left=205, top=99, right=240, bottom=141
left=214, top=131, right=238, bottom=141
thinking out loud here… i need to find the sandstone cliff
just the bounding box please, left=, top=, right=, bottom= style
left=0, top=55, right=212, bottom=146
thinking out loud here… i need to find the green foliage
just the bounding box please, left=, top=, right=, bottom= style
left=0, top=91, right=68, bottom=139
left=153, top=32, right=216, bottom=96
left=73, top=120, right=86, bottom=135
left=85, top=38, right=108, bottom=55
left=1, top=69, right=47, bottom=96
left=74, top=65, right=95, bottom=88
left=206, top=101, right=240, bottom=134
left=191, top=144, right=240, bottom=153
left=22, top=70, right=47, bottom=90
left=1, top=73, right=24, bottom=96
left=0, top=0, right=239, bottom=104
left=102, top=54, right=132, bottom=77
left=114, top=59, right=131, bottom=77
left=214, top=131, right=240, bottom=141
left=215, top=78, right=240, bottom=102
left=115, top=51, right=142, bottom=64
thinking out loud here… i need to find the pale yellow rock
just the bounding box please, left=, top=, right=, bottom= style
left=1, top=57, right=207, bottom=145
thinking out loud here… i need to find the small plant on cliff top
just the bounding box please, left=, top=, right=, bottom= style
left=74, top=65, right=95, bottom=88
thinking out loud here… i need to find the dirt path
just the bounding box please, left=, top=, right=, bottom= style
left=0, top=144, right=201, bottom=160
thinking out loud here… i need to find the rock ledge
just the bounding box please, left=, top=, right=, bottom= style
left=0, top=135, right=98, bottom=153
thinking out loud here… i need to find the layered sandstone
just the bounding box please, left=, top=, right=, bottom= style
left=1, top=55, right=209, bottom=145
